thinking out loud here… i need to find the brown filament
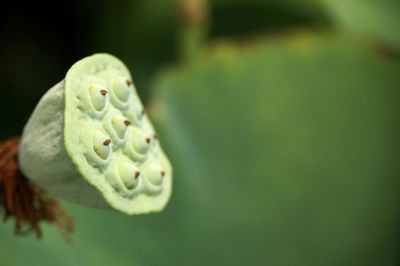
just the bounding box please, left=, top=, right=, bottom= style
left=0, top=137, right=74, bottom=242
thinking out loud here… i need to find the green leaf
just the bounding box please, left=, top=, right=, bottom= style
left=150, top=33, right=400, bottom=265
left=321, top=0, right=400, bottom=50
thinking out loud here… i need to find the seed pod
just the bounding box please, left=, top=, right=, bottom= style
left=18, top=53, right=172, bottom=215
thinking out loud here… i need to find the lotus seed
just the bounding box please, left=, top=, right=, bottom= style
left=112, top=76, right=131, bottom=103
left=128, top=100, right=145, bottom=124
left=145, top=163, right=165, bottom=186
left=89, top=84, right=108, bottom=111
left=131, top=128, right=151, bottom=155
left=118, top=162, right=140, bottom=190
left=111, top=114, right=129, bottom=139
left=93, top=129, right=111, bottom=160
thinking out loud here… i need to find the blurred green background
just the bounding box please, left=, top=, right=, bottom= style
left=1, top=0, right=400, bottom=265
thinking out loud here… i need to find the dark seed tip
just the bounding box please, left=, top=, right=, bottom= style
left=161, top=171, right=165, bottom=177
left=141, top=108, right=146, bottom=115
left=126, top=80, right=132, bottom=86
left=135, top=171, right=140, bottom=178
left=153, top=133, right=158, bottom=139
left=145, top=138, right=151, bottom=144
left=100, top=89, right=108, bottom=95
left=103, top=139, right=111, bottom=145
left=124, top=120, right=131, bottom=126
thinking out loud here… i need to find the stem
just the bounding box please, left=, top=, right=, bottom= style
left=177, top=0, right=210, bottom=60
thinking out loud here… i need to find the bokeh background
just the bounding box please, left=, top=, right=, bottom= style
left=1, top=0, right=400, bottom=265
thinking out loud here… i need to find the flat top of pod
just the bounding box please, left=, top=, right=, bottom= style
left=64, top=53, right=172, bottom=214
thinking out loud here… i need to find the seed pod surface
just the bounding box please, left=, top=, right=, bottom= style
left=19, top=54, right=172, bottom=214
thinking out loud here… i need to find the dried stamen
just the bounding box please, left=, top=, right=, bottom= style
left=103, top=139, right=111, bottom=146
left=0, top=137, right=74, bottom=242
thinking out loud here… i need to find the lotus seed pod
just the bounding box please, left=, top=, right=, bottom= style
left=18, top=53, right=172, bottom=215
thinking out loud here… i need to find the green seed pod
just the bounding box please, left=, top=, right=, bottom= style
left=18, top=53, right=172, bottom=215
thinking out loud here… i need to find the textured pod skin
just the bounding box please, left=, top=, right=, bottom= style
left=19, top=81, right=108, bottom=208
left=19, top=54, right=172, bottom=214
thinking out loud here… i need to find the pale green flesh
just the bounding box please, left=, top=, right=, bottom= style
left=63, top=54, right=172, bottom=214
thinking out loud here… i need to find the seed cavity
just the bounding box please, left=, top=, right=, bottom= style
left=118, top=162, right=140, bottom=190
